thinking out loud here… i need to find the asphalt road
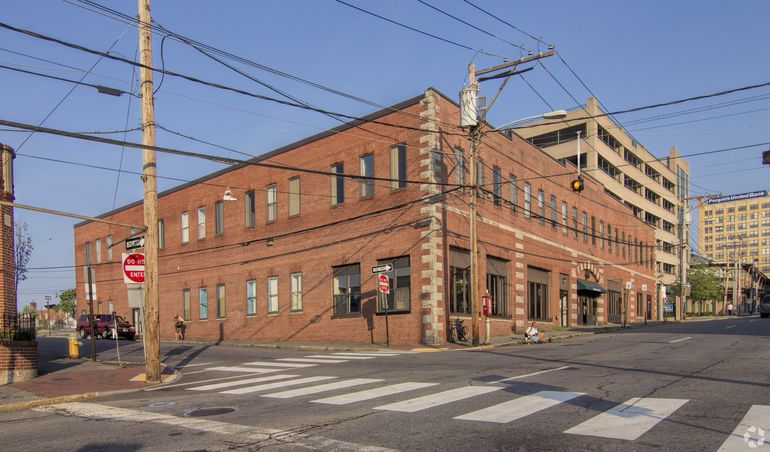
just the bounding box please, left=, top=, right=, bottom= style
left=2, top=317, right=769, bottom=451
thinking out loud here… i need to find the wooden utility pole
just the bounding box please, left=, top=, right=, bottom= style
left=138, top=0, right=160, bottom=383
left=467, top=63, right=480, bottom=346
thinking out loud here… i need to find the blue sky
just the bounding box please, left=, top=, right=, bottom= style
left=1, top=0, right=768, bottom=309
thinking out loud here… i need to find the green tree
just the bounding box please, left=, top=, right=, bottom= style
left=55, top=288, right=76, bottom=316
left=20, top=304, right=36, bottom=316
left=688, top=265, right=724, bottom=303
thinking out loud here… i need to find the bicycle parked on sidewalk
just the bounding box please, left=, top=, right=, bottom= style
left=447, top=318, right=469, bottom=343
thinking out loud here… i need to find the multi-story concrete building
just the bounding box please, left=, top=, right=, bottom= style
left=73, top=89, right=656, bottom=346
left=517, top=97, right=690, bottom=317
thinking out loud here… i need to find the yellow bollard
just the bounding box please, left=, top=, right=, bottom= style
left=68, top=336, right=81, bottom=359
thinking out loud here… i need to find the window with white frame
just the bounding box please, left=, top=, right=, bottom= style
left=106, top=235, right=112, bottom=261
left=267, top=277, right=278, bottom=314
left=360, top=154, right=374, bottom=198
left=390, top=144, right=407, bottom=189
left=199, top=287, right=208, bottom=320
left=181, top=211, right=189, bottom=243
left=215, top=201, right=224, bottom=235
left=288, top=177, right=300, bottom=217
left=246, top=280, right=256, bottom=315
left=95, top=239, right=102, bottom=264
left=216, top=284, right=225, bottom=319
left=331, top=163, right=344, bottom=205
left=158, top=220, right=165, bottom=249
left=197, top=206, right=206, bottom=239
left=291, top=273, right=302, bottom=311
left=333, top=264, right=361, bottom=316
left=245, top=190, right=256, bottom=227
left=182, top=289, right=191, bottom=321
left=377, top=256, right=411, bottom=313
left=266, top=184, right=277, bottom=222
left=524, top=183, right=531, bottom=218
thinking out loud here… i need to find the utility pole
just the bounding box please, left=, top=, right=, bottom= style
left=138, top=0, right=160, bottom=383
left=460, top=51, right=554, bottom=346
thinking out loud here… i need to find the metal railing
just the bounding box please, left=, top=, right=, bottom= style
left=0, top=313, right=36, bottom=341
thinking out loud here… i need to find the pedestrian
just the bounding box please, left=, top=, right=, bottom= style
left=174, top=315, right=184, bottom=341
left=727, top=302, right=734, bottom=316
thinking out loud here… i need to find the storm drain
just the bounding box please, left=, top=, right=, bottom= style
left=183, top=407, right=237, bottom=417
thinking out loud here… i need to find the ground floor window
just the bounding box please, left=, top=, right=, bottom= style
left=246, top=280, right=256, bottom=315
left=636, top=292, right=643, bottom=317
left=216, top=284, right=226, bottom=319
left=449, top=248, right=470, bottom=315
left=377, top=256, right=410, bottom=313
left=182, top=289, right=191, bottom=321
left=268, top=277, right=279, bottom=314
left=291, top=272, right=303, bottom=312
left=528, top=267, right=550, bottom=320
left=199, top=287, right=208, bottom=320
left=607, top=289, right=622, bottom=323
left=486, top=256, right=509, bottom=318
left=333, top=264, right=361, bottom=316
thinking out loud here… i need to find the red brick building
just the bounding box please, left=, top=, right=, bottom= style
left=74, top=89, right=656, bottom=346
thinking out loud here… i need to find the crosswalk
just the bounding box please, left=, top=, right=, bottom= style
left=173, top=354, right=769, bottom=446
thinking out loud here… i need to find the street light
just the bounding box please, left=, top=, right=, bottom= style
left=492, top=110, right=568, bottom=131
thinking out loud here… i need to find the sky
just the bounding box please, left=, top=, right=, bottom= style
left=1, top=0, right=768, bottom=309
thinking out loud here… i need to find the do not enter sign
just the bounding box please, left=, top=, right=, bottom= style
left=122, top=252, right=145, bottom=284
left=378, top=273, right=390, bottom=294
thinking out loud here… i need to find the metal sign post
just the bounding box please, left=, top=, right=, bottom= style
left=378, top=273, right=390, bottom=348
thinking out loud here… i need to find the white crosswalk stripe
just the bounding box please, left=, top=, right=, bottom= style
left=207, top=366, right=283, bottom=374
left=455, top=391, right=585, bottom=423
left=375, top=386, right=502, bottom=413
left=564, top=397, right=689, bottom=440
left=313, top=382, right=438, bottom=405
left=263, top=378, right=383, bottom=399
left=718, top=405, right=770, bottom=451
left=305, top=354, right=374, bottom=360
left=277, top=358, right=349, bottom=364
left=241, top=361, right=317, bottom=368
left=221, top=376, right=337, bottom=395
left=187, top=374, right=299, bottom=392
left=332, top=353, right=401, bottom=357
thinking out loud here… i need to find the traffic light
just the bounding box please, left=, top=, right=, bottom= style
left=571, top=176, right=584, bottom=192
left=763, top=149, right=770, bottom=165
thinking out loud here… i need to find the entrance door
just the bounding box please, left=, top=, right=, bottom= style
left=559, top=290, right=568, bottom=327
left=578, top=296, right=596, bottom=325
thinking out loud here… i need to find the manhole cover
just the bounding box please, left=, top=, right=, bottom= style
left=183, top=407, right=237, bottom=417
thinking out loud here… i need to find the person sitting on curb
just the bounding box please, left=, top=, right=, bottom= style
left=524, top=321, right=551, bottom=344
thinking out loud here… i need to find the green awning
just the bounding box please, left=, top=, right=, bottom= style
left=577, top=279, right=607, bottom=295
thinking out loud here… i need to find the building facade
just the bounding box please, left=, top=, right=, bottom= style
left=74, top=90, right=656, bottom=346
left=516, top=97, right=690, bottom=318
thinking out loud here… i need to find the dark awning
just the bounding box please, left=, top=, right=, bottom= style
left=577, top=279, right=607, bottom=295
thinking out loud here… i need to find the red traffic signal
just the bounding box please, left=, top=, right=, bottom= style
left=571, top=177, right=584, bottom=192
left=763, top=150, right=770, bottom=165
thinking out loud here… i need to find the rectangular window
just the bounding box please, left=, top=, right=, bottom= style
left=246, top=280, right=256, bottom=315
left=528, top=267, right=549, bottom=320
left=181, top=212, right=189, bottom=243
left=288, top=177, right=300, bottom=217
left=455, top=148, right=465, bottom=186
left=266, top=184, right=277, bottom=222
left=622, top=232, right=626, bottom=258
left=216, top=284, right=225, bottom=319
left=561, top=202, right=568, bottom=233
left=600, top=221, right=605, bottom=249
left=524, top=183, right=531, bottom=218
left=360, top=154, right=374, bottom=198
left=268, top=277, right=279, bottom=314
left=199, top=287, right=208, bottom=320
left=291, top=272, right=302, bottom=312
left=508, top=174, right=517, bottom=213
left=449, top=248, right=470, bottom=315
left=537, top=190, right=545, bottom=224
left=333, top=264, right=361, bottom=316
left=475, top=158, right=484, bottom=188
left=197, top=206, right=206, bottom=239
left=390, top=144, right=406, bottom=189
left=215, top=201, right=224, bottom=235
left=615, top=230, right=619, bottom=256
left=158, top=220, right=165, bottom=249
left=572, top=207, right=578, bottom=239
left=591, top=216, right=596, bottom=246
left=486, top=257, right=509, bottom=318
left=106, top=235, right=113, bottom=261
left=95, top=239, right=102, bottom=264
left=550, top=195, right=557, bottom=230
left=245, top=190, right=255, bottom=227
left=377, top=256, right=411, bottom=312
left=182, top=289, right=191, bottom=321
left=582, top=212, right=588, bottom=243
left=492, top=165, right=502, bottom=205
left=331, top=162, right=344, bottom=205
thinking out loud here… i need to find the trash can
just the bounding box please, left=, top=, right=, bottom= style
left=68, top=336, right=81, bottom=359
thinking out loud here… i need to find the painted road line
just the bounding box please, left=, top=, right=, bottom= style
left=277, top=358, right=349, bottom=364
left=718, top=405, right=770, bottom=451
left=565, top=397, right=689, bottom=440
left=174, top=362, right=219, bottom=369
left=375, top=386, right=502, bottom=413
left=487, top=366, right=571, bottom=384
left=305, top=354, right=375, bottom=360
left=221, top=376, right=336, bottom=395
left=35, top=402, right=395, bottom=451
left=187, top=374, right=299, bottom=391
left=144, top=373, right=272, bottom=391
left=263, top=378, right=382, bottom=399
left=207, top=366, right=283, bottom=374
left=455, top=391, right=585, bottom=423
left=332, top=352, right=401, bottom=357
left=725, top=325, right=736, bottom=329
left=669, top=337, right=693, bottom=343
left=313, top=382, right=438, bottom=405
left=241, top=361, right=316, bottom=368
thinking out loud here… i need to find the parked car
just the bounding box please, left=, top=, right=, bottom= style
left=760, top=295, right=770, bottom=318
left=77, top=314, right=136, bottom=340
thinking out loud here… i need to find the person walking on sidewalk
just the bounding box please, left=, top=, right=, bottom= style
left=174, top=315, right=185, bottom=341
left=727, top=302, right=734, bottom=316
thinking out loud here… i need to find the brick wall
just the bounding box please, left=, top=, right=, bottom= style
left=0, top=341, right=37, bottom=384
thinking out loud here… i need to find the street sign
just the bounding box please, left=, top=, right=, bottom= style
left=126, top=235, right=145, bottom=250
left=641, top=284, right=648, bottom=292
left=378, top=274, right=390, bottom=294
left=371, top=264, right=393, bottom=274
left=122, top=253, right=145, bottom=284
left=625, top=281, right=633, bottom=290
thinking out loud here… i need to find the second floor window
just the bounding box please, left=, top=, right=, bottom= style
left=492, top=165, right=502, bottom=205
left=537, top=189, right=545, bottom=224
left=455, top=147, right=465, bottom=185
left=246, top=280, right=256, bottom=315
left=216, top=284, right=226, bottom=319
left=106, top=235, right=113, bottom=261
left=245, top=190, right=255, bottom=227
left=288, top=177, right=300, bottom=217
left=197, top=206, right=206, bottom=239
left=524, top=183, right=531, bottom=218
left=95, top=239, right=102, bottom=264
left=266, top=184, right=276, bottom=222
left=215, top=201, right=224, bottom=235
left=158, top=220, right=165, bottom=249
left=509, top=174, right=517, bottom=213
left=331, top=162, right=344, bottom=205
left=268, top=277, right=279, bottom=314
left=181, top=212, right=189, bottom=243
left=291, top=272, right=302, bottom=312
left=390, top=144, right=406, bottom=189
left=360, top=154, right=374, bottom=198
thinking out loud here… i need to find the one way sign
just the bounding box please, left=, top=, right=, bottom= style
left=371, top=264, right=393, bottom=274
left=125, top=235, right=145, bottom=250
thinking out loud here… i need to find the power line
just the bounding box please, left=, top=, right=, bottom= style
left=461, top=0, right=551, bottom=46
left=0, top=63, right=136, bottom=97
left=628, top=106, right=770, bottom=132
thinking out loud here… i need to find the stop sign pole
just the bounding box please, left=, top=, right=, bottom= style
left=378, top=273, right=390, bottom=348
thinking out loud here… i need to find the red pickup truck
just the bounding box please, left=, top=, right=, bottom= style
left=77, top=314, right=136, bottom=340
